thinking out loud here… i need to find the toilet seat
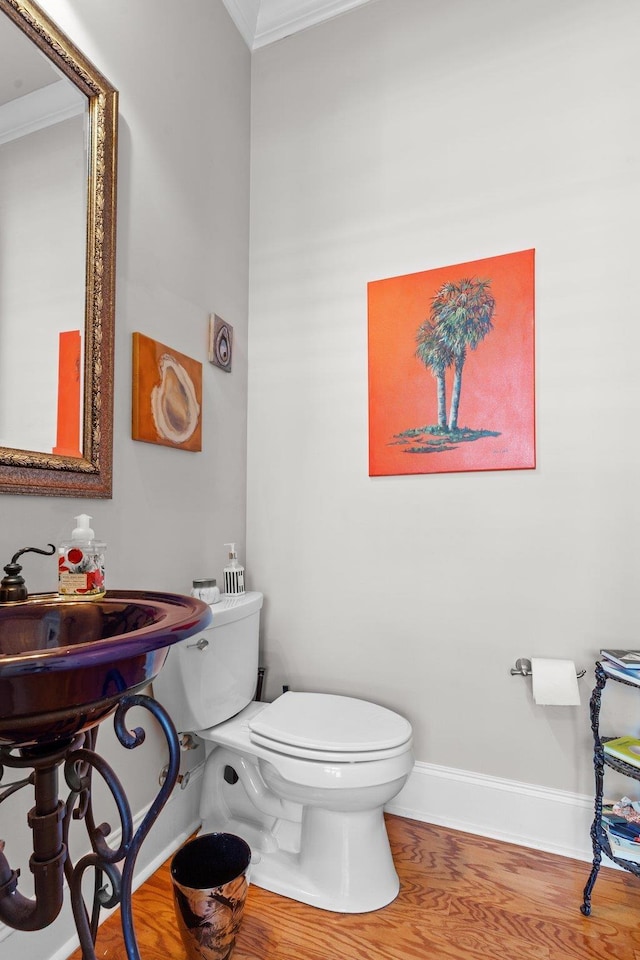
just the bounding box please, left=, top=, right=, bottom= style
left=248, top=691, right=412, bottom=763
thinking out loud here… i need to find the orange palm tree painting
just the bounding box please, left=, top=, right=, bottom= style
left=368, top=249, right=535, bottom=476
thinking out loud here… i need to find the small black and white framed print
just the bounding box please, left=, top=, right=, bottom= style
left=208, top=314, right=233, bottom=372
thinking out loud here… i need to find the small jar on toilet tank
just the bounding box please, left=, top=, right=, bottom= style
left=191, top=578, right=220, bottom=604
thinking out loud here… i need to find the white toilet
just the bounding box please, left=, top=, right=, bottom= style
left=153, top=592, right=414, bottom=913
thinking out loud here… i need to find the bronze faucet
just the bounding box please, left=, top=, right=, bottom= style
left=0, top=545, right=56, bottom=602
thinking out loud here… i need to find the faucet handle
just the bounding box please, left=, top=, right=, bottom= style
left=0, top=544, right=56, bottom=603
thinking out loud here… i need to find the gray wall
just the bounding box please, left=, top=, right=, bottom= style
left=0, top=0, right=251, bottom=931
left=247, top=0, right=640, bottom=796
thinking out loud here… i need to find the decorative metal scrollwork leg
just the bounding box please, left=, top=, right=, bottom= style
left=63, top=693, right=181, bottom=960
left=581, top=662, right=607, bottom=916
left=0, top=693, right=180, bottom=957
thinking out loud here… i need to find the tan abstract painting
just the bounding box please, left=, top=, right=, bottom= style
left=132, top=333, right=202, bottom=451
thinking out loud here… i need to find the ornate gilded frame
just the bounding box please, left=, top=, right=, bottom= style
left=0, top=0, right=117, bottom=497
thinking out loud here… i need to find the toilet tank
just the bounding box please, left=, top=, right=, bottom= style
left=153, top=591, right=263, bottom=733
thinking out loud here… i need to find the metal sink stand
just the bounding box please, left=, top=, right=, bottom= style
left=0, top=694, right=180, bottom=960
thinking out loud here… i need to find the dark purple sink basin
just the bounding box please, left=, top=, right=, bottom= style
left=0, top=590, right=211, bottom=747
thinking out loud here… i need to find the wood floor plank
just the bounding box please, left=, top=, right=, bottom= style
left=67, top=815, right=639, bottom=960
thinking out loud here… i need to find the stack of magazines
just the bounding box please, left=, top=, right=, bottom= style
left=599, top=649, right=640, bottom=686
left=602, top=799, right=640, bottom=864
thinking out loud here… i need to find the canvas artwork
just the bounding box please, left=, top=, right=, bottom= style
left=132, top=333, right=202, bottom=451
left=367, top=249, right=535, bottom=477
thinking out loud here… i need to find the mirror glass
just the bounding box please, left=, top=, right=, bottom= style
left=0, top=0, right=117, bottom=497
left=0, top=12, right=88, bottom=455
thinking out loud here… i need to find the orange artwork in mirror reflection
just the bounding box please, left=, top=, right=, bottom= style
left=53, top=329, right=82, bottom=459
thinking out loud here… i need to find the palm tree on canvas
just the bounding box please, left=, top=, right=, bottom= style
left=416, top=277, right=495, bottom=431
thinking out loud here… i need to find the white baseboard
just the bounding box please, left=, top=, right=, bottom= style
left=385, top=760, right=608, bottom=867
left=1, top=765, right=204, bottom=960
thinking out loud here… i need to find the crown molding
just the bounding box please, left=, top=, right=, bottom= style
left=0, top=79, right=85, bottom=146
left=221, top=0, right=260, bottom=49
left=222, top=0, right=375, bottom=50
left=255, top=0, right=373, bottom=48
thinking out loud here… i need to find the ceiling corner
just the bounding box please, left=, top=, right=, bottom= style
left=221, top=0, right=260, bottom=50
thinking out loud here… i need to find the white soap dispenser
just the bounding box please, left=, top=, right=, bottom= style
left=223, top=543, right=245, bottom=595
left=58, top=514, right=106, bottom=600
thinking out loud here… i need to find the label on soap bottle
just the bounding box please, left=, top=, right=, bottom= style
left=58, top=543, right=106, bottom=599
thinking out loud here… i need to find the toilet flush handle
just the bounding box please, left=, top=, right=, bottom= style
left=187, top=637, right=209, bottom=651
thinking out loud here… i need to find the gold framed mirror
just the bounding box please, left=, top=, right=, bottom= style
left=0, top=0, right=117, bottom=497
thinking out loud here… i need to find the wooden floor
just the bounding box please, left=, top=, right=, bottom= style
left=69, top=815, right=640, bottom=960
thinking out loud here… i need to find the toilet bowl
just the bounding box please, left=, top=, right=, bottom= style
left=153, top=593, right=414, bottom=913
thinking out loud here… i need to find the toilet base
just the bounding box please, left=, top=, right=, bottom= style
left=201, top=803, right=400, bottom=914
left=195, top=707, right=411, bottom=913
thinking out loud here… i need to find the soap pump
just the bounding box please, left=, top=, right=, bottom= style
left=223, top=543, right=245, bottom=595
left=58, top=514, right=106, bottom=600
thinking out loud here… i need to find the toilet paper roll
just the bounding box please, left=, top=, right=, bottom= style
left=531, top=658, right=581, bottom=706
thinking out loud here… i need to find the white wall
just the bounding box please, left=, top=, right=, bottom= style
left=0, top=0, right=250, bottom=954
left=247, top=0, right=640, bottom=798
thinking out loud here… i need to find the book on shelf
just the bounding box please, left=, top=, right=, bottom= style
left=608, top=821, right=640, bottom=841
left=603, top=736, right=640, bottom=769
left=604, top=825, right=640, bottom=864
left=601, top=661, right=640, bottom=687
left=602, top=800, right=640, bottom=862
left=602, top=812, right=631, bottom=831
left=600, top=649, right=640, bottom=669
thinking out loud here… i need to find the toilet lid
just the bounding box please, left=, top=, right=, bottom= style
left=248, top=691, right=412, bottom=756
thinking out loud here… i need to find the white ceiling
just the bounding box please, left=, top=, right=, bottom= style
left=221, top=0, right=374, bottom=49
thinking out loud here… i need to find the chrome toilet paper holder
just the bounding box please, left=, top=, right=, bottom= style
left=510, top=657, right=586, bottom=679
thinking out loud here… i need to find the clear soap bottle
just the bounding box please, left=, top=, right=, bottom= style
left=58, top=514, right=106, bottom=599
